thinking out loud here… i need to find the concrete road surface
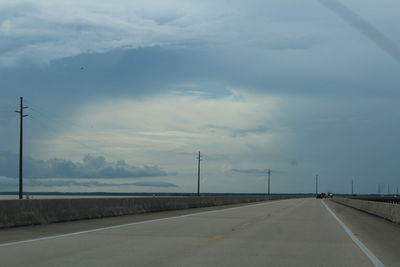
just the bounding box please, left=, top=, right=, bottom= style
left=1, top=198, right=399, bottom=267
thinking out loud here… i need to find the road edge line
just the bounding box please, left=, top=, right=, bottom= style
left=322, top=200, right=385, bottom=267
left=0, top=198, right=296, bottom=247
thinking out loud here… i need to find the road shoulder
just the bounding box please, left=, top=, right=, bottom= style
left=325, top=199, right=400, bottom=266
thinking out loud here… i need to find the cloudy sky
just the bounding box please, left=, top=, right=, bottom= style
left=1, top=0, right=399, bottom=194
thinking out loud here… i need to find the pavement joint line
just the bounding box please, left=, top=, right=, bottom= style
left=322, top=200, right=386, bottom=267
left=0, top=200, right=283, bottom=248
left=202, top=236, right=221, bottom=244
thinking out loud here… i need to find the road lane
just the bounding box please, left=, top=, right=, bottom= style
left=0, top=201, right=267, bottom=244
left=0, top=198, right=383, bottom=266
left=322, top=200, right=385, bottom=267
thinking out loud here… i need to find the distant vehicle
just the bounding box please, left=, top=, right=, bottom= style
left=316, top=193, right=328, bottom=199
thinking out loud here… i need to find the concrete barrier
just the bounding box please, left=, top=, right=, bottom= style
left=0, top=195, right=301, bottom=228
left=331, top=197, right=400, bottom=224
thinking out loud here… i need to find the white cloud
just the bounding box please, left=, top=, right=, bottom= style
left=47, top=89, right=283, bottom=158
left=29, top=89, right=286, bottom=192
left=2, top=0, right=397, bottom=68
left=5, top=0, right=391, bottom=67
left=0, top=0, right=226, bottom=67
left=0, top=20, right=12, bottom=34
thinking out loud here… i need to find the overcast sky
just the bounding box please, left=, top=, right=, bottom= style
left=1, top=0, right=399, bottom=194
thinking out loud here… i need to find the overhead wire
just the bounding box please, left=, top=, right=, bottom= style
left=21, top=99, right=120, bottom=162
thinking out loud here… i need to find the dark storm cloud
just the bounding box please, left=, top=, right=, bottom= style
left=2, top=40, right=399, bottom=119
left=0, top=47, right=222, bottom=108
left=0, top=152, right=169, bottom=179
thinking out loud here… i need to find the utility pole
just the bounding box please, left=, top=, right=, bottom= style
left=315, top=174, right=318, bottom=196
left=351, top=179, right=354, bottom=195
left=15, top=97, right=28, bottom=200
left=267, top=168, right=271, bottom=196
left=387, top=184, right=390, bottom=196
left=197, top=151, right=201, bottom=196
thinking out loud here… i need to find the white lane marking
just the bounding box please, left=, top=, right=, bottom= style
left=322, top=200, right=386, bottom=267
left=0, top=199, right=299, bottom=248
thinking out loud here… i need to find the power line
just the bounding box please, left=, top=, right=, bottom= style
left=24, top=100, right=119, bottom=161
left=28, top=115, right=111, bottom=158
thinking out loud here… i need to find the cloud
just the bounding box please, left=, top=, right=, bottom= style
left=266, top=36, right=323, bottom=51
left=0, top=0, right=352, bottom=68
left=0, top=0, right=226, bottom=67
left=232, top=168, right=283, bottom=175
left=37, top=89, right=283, bottom=161
left=0, top=176, right=178, bottom=191
left=289, top=159, right=298, bottom=167
left=204, top=124, right=270, bottom=138
left=0, top=152, right=18, bottom=178
left=232, top=168, right=267, bottom=175
left=0, top=152, right=170, bottom=179
left=32, top=179, right=178, bottom=188
left=131, top=181, right=178, bottom=188
left=1, top=1, right=400, bottom=195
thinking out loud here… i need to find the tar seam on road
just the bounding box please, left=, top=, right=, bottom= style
left=322, top=200, right=386, bottom=267
left=0, top=200, right=282, bottom=248
left=202, top=236, right=221, bottom=244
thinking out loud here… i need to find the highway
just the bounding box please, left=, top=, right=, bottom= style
left=1, top=198, right=399, bottom=267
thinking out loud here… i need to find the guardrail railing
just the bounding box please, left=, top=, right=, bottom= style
left=350, top=196, right=400, bottom=205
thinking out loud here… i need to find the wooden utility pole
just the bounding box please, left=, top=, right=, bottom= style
left=15, top=97, right=28, bottom=200
left=351, top=179, right=354, bottom=195
left=267, top=168, right=271, bottom=195
left=197, top=151, right=201, bottom=196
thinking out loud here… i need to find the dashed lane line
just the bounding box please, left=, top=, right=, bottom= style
left=240, top=222, right=252, bottom=227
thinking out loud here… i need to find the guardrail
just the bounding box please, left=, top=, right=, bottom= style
left=331, top=197, right=400, bottom=224
left=350, top=196, right=400, bottom=205
left=0, top=195, right=306, bottom=229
